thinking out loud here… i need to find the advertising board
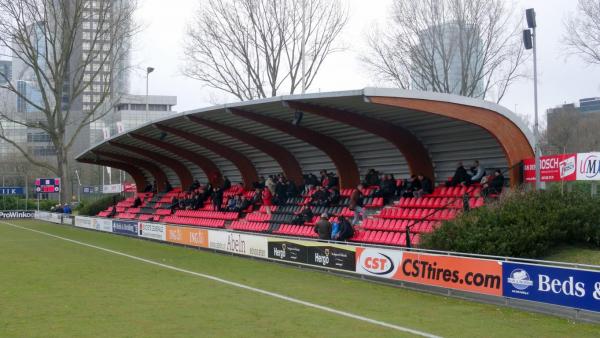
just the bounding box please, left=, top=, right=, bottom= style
left=209, top=231, right=267, bottom=258
left=112, top=220, right=138, bottom=236
left=395, top=252, right=503, bottom=296
left=165, top=225, right=208, bottom=247
left=523, top=154, right=577, bottom=182
left=139, top=222, right=166, bottom=241
left=75, top=216, right=94, bottom=229
left=576, top=152, right=600, bottom=181
left=62, top=215, right=74, bottom=225
left=267, top=239, right=356, bottom=272
left=503, top=262, right=600, bottom=313
left=355, top=247, right=404, bottom=279
left=48, top=212, right=62, bottom=224
left=103, top=184, right=123, bottom=194
left=93, top=218, right=113, bottom=233
left=35, top=211, right=50, bottom=220
left=0, top=210, right=34, bottom=219
left=0, top=187, right=25, bottom=196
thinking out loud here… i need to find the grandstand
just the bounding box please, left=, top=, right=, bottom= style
left=78, top=88, right=534, bottom=247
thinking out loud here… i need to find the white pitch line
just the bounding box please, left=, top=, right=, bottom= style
left=2, top=221, right=442, bottom=338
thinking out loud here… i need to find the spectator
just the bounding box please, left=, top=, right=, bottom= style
left=335, top=216, right=354, bottom=241
left=414, top=174, right=433, bottom=198
left=170, top=196, right=179, bottom=213
left=482, top=169, right=505, bottom=197
left=265, top=176, right=276, bottom=195
left=364, top=169, right=380, bottom=186
left=250, top=188, right=263, bottom=209
left=226, top=196, right=237, bottom=211
left=107, top=204, right=117, bottom=218
left=262, top=187, right=273, bottom=215
left=144, top=182, right=153, bottom=192
left=286, top=180, right=298, bottom=198
left=403, top=175, right=421, bottom=198
left=446, top=162, right=469, bottom=187
left=469, top=160, right=485, bottom=183
left=132, top=196, right=142, bottom=208
left=291, top=206, right=314, bottom=225
left=313, top=213, right=332, bottom=240
left=188, top=179, right=200, bottom=192
left=349, top=185, right=364, bottom=225
left=222, top=176, right=231, bottom=190
left=310, top=186, right=330, bottom=206
left=331, top=219, right=341, bottom=240
left=237, top=195, right=250, bottom=212
left=63, top=204, right=72, bottom=214
left=192, top=193, right=203, bottom=210
left=328, top=187, right=340, bottom=206
left=212, top=187, right=223, bottom=211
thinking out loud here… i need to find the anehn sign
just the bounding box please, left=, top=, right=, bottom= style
left=523, top=154, right=577, bottom=182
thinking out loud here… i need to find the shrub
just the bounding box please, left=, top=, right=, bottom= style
left=420, top=188, right=600, bottom=258
left=77, top=194, right=124, bottom=216
left=0, top=197, right=57, bottom=211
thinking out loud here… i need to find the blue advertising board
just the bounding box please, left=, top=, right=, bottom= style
left=0, top=187, right=24, bottom=195
left=503, top=262, right=600, bottom=313
left=112, top=220, right=138, bottom=236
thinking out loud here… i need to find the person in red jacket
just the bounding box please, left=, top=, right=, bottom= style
left=262, top=187, right=273, bottom=215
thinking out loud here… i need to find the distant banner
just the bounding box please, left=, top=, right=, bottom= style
left=112, top=220, right=138, bottom=236
left=503, top=262, right=600, bottom=313
left=0, top=187, right=25, bottom=196
left=576, top=152, right=600, bottom=181
left=0, top=210, right=34, bottom=219
left=103, top=184, right=123, bottom=194
left=209, top=231, right=267, bottom=258
left=395, top=252, right=503, bottom=296
left=139, top=222, right=166, bottom=241
left=75, top=216, right=94, bottom=229
left=123, top=183, right=137, bottom=193
left=523, top=154, right=577, bottom=182
left=267, top=239, right=356, bottom=272
left=165, top=225, right=208, bottom=248
left=93, top=218, right=113, bottom=233
left=62, top=215, right=74, bottom=225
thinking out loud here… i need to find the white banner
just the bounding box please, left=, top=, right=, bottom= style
left=138, top=222, right=166, bottom=241
left=576, top=152, right=600, bottom=181
left=62, top=215, right=74, bottom=225
left=103, top=184, right=123, bottom=194
left=75, top=216, right=94, bottom=229
left=93, top=218, right=113, bottom=232
left=208, top=231, right=268, bottom=258
left=355, top=247, right=404, bottom=279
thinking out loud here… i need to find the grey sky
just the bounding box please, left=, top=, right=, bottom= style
left=129, top=0, right=600, bottom=128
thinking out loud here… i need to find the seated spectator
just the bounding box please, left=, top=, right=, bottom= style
left=188, top=179, right=200, bottom=192
left=334, top=216, right=354, bottom=241
left=226, top=196, right=238, bottom=211
left=364, top=168, right=380, bottom=187
left=212, top=187, right=223, bottom=211
left=482, top=169, right=504, bottom=197
left=132, top=196, right=142, bottom=208
left=292, top=206, right=314, bottom=225
left=413, top=174, right=433, bottom=198
left=469, top=160, right=485, bottom=183
left=107, top=205, right=117, bottom=218
left=250, top=188, right=263, bottom=209
left=313, top=213, right=332, bottom=240
left=328, top=187, right=340, bottom=206
left=331, top=219, right=341, bottom=240
left=310, top=186, right=330, bottom=206
left=144, top=183, right=153, bottom=192
left=446, top=162, right=469, bottom=187
left=372, top=174, right=396, bottom=204
left=170, top=196, right=179, bottom=212
left=191, top=193, right=204, bottom=210
left=63, top=204, right=72, bottom=214
left=403, top=175, right=421, bottom=198
left=286, top=180, right=298, bottom=198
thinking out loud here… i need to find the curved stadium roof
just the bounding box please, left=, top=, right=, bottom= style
left=77, top=88, right=534, bottom=192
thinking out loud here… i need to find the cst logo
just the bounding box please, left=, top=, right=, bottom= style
left=507, top=269, right=533, bottom=291
left=359, top=250, right=397, bottom=276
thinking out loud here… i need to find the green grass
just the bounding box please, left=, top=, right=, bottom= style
left=544, top=245, right=600, bottom=266
left=0, top=220, right=598, bottom=338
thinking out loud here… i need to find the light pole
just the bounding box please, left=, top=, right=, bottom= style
left=146, top=66, right=155, bottom=118
left=523, top=8, right=541, bottom=190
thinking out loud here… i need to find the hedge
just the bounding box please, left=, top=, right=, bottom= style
left=77, top=194, right=125, bottom=216
left=0, top=197, right=56, bottom=211
left=419, top=188, right=600, bottom=258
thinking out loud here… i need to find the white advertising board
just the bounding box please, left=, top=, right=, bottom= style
left=576, top=152, right=600, bottom=180
left=138, top=222, right=166, bottom=241
left=208, top=230, right=268, bottom=258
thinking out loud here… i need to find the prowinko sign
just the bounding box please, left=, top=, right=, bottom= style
left=0, top=210, right=34, bottom=219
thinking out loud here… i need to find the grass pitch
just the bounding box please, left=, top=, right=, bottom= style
left=0, top=220, right=599, bottom=338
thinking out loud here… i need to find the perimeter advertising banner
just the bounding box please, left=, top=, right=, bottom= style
left=62, top=215, right=74, bottom=225
left=138, top=222, right=166, bottom=241
left=93, top=218, right=113, bottom=233
left=209, top=231, right=267, bottom=258
left=576, top=152, right=600, bottom=181
left=395, top=252, right=503, bottom=296
left=523, top=154, right=577, bottom=182
left=112, top=220, right=138, bottom=236
left=165, top=225, right=208, bottom=248
left=267, top=239, right=356, bottom=272
left=75, top=216, right=94, bottom=229
left=355, top=247, right=404, bottom=279
left=503, top=262, right=600, bottom=312
left=0, top=210, right=34, bottom=219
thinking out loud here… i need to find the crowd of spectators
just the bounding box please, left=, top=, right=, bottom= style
left=445, top=160, right=505, bottom=197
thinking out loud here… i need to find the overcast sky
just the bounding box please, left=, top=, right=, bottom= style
left=128, top=0, right=600, bottom=128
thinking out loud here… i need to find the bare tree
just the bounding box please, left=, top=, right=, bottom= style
left=564, top=0, right=600, bottom=65
left=0, top=0, right=137, bottom=202
left=361, top=0, right=525, bottom=103
left=183, top=0, right=348, bottom=101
